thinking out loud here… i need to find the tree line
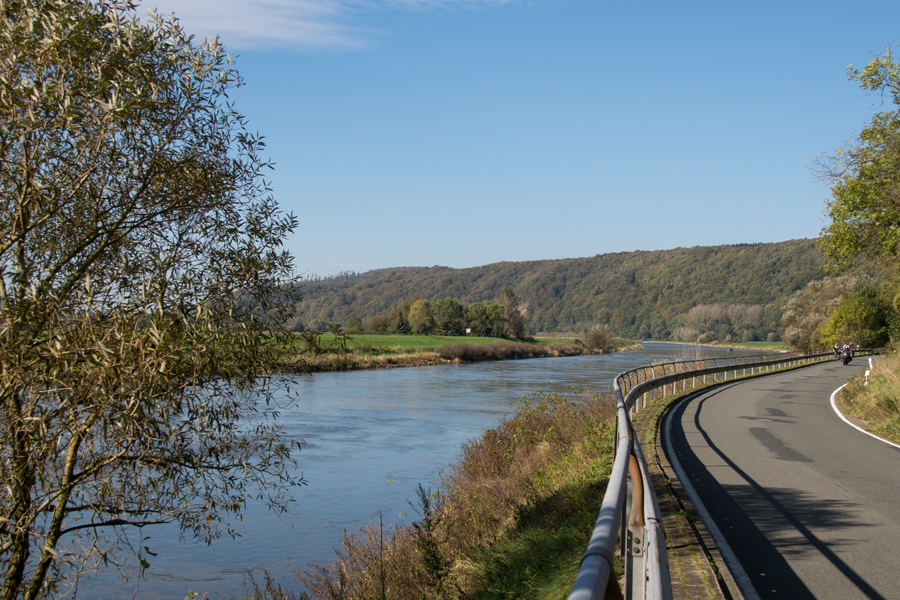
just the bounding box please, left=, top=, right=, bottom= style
left=294, top=240, right=825, bottom=341
left=328, top=288, right=528, bottom=339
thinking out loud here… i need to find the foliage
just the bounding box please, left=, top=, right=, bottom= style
left=0, top=2, right=299, bottom=598
left=817, top=44, right=900, bottom=271
left=345, top=316, right=363, bottom=334
left=674, top=303, right=766, bottom=344
left=819, top=288, right=892, bottom=347
left=582, top=327, right=615, bottom=353
left=782, top=275, right=870, bottom=350
left=327, top=321, right=351, bottom=352
left=781, top=273, right=895, bottom=350
left=390, top=302, right=411, bottom=334
left=366, top=314, right=390, bottom=334
left=498, top=287, right=527, bottom=339
left=432, top=297, right=465, bottom=336
left=407, top=298, right=435, bottom=334
left=296, top=240, right=824, bottom=338
left=465, top=301, right=506, bottom=337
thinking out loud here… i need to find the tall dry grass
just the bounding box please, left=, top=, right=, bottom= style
left=438, top=341, right=584, bottom=362
left=838, top=351, right=900, bottom=443
left=284, top=388, right=617, bottom=599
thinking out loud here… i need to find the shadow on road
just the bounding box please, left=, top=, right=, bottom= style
left=669, top=389, right=886, bottom=600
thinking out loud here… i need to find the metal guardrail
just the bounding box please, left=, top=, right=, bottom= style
left=568, top=348, right=877, bottom=600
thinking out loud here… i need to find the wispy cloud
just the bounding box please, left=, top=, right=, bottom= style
left=140, top=0, right=371, bottom=50
left=140, top=0, right=517, bottom=50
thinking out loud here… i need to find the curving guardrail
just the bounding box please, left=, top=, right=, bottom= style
left=568, top=348, right=877, bottom=600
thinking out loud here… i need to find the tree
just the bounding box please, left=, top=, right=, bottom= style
left=819, top=288, right=892, bottom=348
left=391, top=302, right=411, bottom=334
left=781, top=275, right=877, bottom=350
left=818, top=45, right=900, bottom=271
left=498, top=287, right=527, bottom=338
left=465, top=302, right=505, bottom=337
left=367, top=314, right=390, bottom=334
left=583, top=327, right=615, bottom=353
left=346, top=316, right=363, bottom=334
left=408, top=299, right=434, bottom=334
left=432, top=298, right=465, bottom=336
left=0, top=2, right=300, bottom=598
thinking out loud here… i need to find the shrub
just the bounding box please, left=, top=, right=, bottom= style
left=582, top=327, right=615, bottom=353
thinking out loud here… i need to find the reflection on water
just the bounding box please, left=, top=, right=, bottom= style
left=82, top=344, right=761, bottom=599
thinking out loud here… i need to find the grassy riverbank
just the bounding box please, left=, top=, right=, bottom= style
left=282, top=333, right=638, bottom=372
left=836, top=348, right=900, bottom=444
left=247, top=388, right=618, bottom=599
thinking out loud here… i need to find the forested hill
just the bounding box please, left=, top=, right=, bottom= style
left=294, top=239, right=825, bottom=340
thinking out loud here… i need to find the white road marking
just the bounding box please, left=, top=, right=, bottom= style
left=830, top=384, right=900, bottom=450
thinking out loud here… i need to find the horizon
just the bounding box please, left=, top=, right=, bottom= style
left=299, top=236, right=818, bottom=279
left=139, top=0, right=899, bottom=278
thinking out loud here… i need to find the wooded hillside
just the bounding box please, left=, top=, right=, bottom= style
left=293, top=240, right=825, bottom=340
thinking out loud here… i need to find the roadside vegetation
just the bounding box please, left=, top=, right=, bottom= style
left=247, top=388, right=618, bottom=599
left=836, top=349, right=900, bottom=444
left=801, top=44, right=900, bottom=445
left=779, top=45, right=900, bottom=355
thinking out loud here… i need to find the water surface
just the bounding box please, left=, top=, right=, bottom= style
left=84, top=343, right=761, bottom=598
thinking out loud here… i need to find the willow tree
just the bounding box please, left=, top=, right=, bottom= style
left=0, top=2, right=301, bottom=598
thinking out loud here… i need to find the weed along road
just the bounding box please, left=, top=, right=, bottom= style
left=663, top=360, right=900, bottom=600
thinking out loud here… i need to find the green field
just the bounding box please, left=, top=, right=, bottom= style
left=732, top=341, right=790, bottom=350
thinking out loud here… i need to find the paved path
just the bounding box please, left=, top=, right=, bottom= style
left=663, top=360, right=900, bottom=600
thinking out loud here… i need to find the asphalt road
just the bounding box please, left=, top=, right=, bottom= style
left=664, top=359, right=900, bottom=600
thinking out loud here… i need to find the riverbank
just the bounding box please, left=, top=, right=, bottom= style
left=252, top=388, right=619, bottom=599
left=641, top=339, right=789, bottom=352
left=283, top=334, right=641, bottom=373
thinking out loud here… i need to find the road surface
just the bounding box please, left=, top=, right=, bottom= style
left=664, top=359, right=900, bottom=600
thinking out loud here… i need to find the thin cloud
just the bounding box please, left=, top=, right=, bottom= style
left=140, top=0, right=371, bottom=50
left=139, top=0, right=518, bottom=50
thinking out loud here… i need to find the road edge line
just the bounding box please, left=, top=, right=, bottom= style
left=829, top=384, right=900, bottom=450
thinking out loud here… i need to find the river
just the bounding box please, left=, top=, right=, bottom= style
left=81, top=343, right=764, bottom=599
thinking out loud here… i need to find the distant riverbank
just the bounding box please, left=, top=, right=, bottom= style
left=283, top=333, right=641, bottom=373
left=639, top=339, right=789, bottom=352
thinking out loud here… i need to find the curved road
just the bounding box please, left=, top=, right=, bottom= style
left=664, top=359, right=900, bottom=600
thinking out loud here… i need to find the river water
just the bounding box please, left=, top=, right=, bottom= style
left=82, top=343, right=762, bottom=599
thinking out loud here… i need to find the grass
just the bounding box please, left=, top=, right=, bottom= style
left=308, top=334, right=590, bottom=352
left=274, top=388, right=618, bottom=599
left=731, top=341, right=790, bottom=350
left=836, top=349, right=900, bottom=444
left=279, top=333, right=633, bottom=373
left=312, top=334, right=533, bottom=352
left=645, top=339, right=789, bottom=351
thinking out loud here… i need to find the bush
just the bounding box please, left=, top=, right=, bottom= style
left=582, top=327, right=615, bottom=353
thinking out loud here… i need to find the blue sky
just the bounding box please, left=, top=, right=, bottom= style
left=143, top=0, right=899, bottom=278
